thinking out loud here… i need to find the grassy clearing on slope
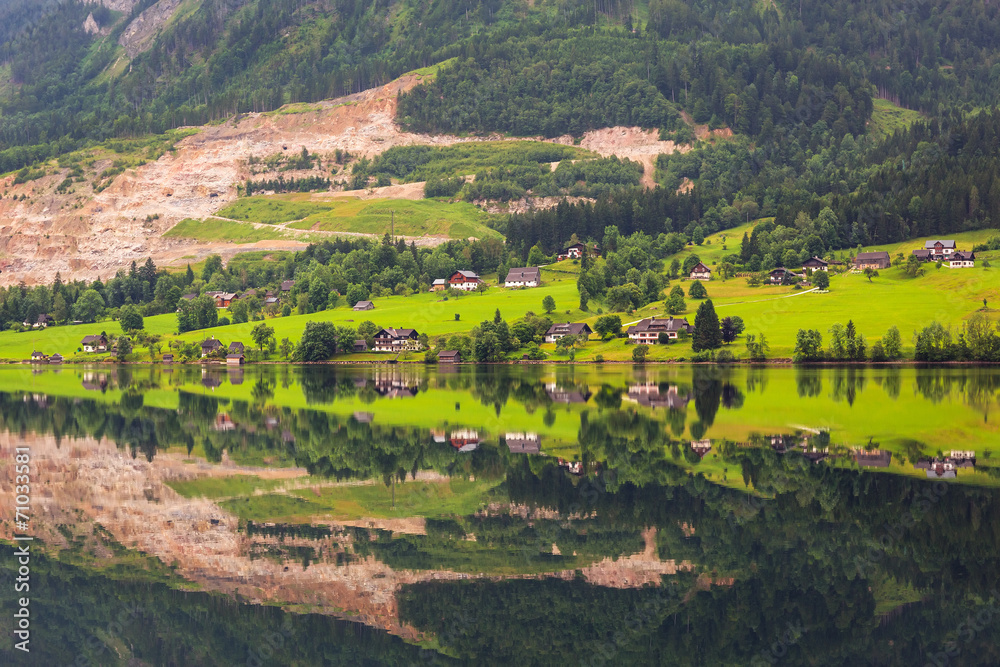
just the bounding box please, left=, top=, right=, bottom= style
left=868, top=99, right=924, bottom=139
left=220, top=194, right=501, bottom=239
left=163, top=218, right=315, bottom=243
left=167, top=475, right=288, bottom=499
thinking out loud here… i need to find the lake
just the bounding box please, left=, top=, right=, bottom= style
left=1, top=364, right=999, bottom=665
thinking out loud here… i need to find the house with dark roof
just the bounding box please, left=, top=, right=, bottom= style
left=180, top=293, right=198, bottom=301
left=853, top=251, right=891, bottom=270
left=30, top=351, right=48, bottom=363
left=624, top=383, right=690, bottom=409
left=545, top=382, right=592, bottom=404
left=214, top=292, right=238, bottom=308
left=81, top=334, right=109, bottom=353
left=802, top=256, right=829, bottom=271
left=544, top=322, right=592, bottom=343
left=504, top=267, right=541, bottom=288
left=353, top=340, right=368, bottom=353
left=450, top=429, right=480, bottom=452
left=562, top=242, right=590, bottom=260
left=47, top=353, right=62, bottom=364
left=201, top=337, right=224, bottom=358
left=448, top=270, right=483, bottom=291
left=264, top=296, right=279, bottom=306
left=769, top=267, right=795, bottom=285
left=438, top=350, right=461, bottom=363
left=947, top=250, right=975, bottom=268
left=162, top=354, right=174, bottom=364
left=925, top=240, right=956, bottom=257
left=280, top=280, right=295, bottom=292
left=353, top=300, right=374, bottom=311
left=911, top=248, right=933, bottom=262
left=626, top=318, right=693, bottom=344
left=505, top=432, right=541, bottom=454
left=30, top=313, right=55, bottom=328
left=372, top=327, right=420, bottom=352
left=228, top=342, right=245, bottom=355
left=689, top=262, right=712, bottom=281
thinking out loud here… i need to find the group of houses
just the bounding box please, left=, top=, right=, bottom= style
left=181, top=280, right=296, bottom=310
left=910, top=240, right=975, bottom=267
left=427, top=267, right=543, bottom=293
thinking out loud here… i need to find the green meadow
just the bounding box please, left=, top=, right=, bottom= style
left=162, top=218, right=321, bottom=243
left=213, top=195, right=502, bottom=240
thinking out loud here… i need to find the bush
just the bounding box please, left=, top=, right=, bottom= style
left=217, top=317, right=231, bottom=327
left=632, top=345, right=649, bottom=362
left=594, top=354, right=604, bottom=363
left=691, top=350, right=714, bottom=362
left=715, top=349, right=736, bottom=363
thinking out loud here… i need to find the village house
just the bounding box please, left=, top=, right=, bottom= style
left=353, top=300, right=375, bottom=311
left=545, top=382, right=592, bottom=404
left=228, top=342, right=245, bottom=355
left=438, top=350, right=461, bottom=363
left=626, top=317, right=693, bottom=344
left=372, top=327, right=421, bottom=352
left=690, top=439, right=712, bottom=458
left=505, top=432, right=541, bottom=454
left=162, top=353, right=174, bottom=364
left=947, top=250, right=975, bottom=268
left=911, top=249, right=932, bottom=262
left=447, top=270, right=484, bottom=291
left=280, top=280, right=295, bottom=293
left=30, top=351, right=48, bottom=363
left=925, top=240, right=956, bottom=257
left=214, top=292, right=238, bottom=308
left=81, top=334, right=109, bottom=353
left=504, top=267, right=541, bottom=288
left=201, top=337, right=225, bottom=358
left=769, top=267, right=795, bottom=285
left=264, top=296, right=279, bottom=307
left=430, top=278, right=448, bottom=292
left=802, top=256, right=829, bottom=271
left=226, top=353, right=245, bottom=366
left=27, top=314, right=55, bottom=328
left=180, top=293, right=198, bottom=301
left=564, top=242, right=587, bottom=259
left=853, top=251, right=891, bottom=270
left=353, top=340, right=368, bottom=353
left=689, top=262, right=712, bottom=281
left=544, top=322, right=593, bottom=343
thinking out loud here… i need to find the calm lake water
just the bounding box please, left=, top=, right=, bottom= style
left=1, top=364, right=999, bottom=665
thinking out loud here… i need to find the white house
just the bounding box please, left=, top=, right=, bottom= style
left=504, top=267, right=541, bottom=288
left=447, top=270, right=483, bottom=291
left=626, top=317, right=693, bottom=344
left=372, top=327, right=421, bottom=352
left=689, top=262, right=712, bottom=281
left=946, top=250, right=975, bottom=268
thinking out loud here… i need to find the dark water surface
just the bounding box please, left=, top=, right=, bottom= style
left=0, top=364, right=998, bottom=665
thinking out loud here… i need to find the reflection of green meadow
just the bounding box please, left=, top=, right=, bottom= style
left=4, top=365, right=1000, bottom=487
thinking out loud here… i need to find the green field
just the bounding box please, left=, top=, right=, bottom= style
left=216, top=195, right=501, bottom=239
left=162, top=218, right=321, bottom=243
left=867, top=98, right=924, bottom=139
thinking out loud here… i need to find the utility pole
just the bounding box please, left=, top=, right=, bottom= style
left=391, top=210, right=394, bottom=241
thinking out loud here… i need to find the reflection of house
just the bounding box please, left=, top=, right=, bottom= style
left=450, top=430, right=480, bottom=452
left=544, top=322, right=592, bottom=343
left=801, top=447, right=829, bottom=464
left=558, top=458, right=584, bottom=475
left=228, top=367, right=244, bottom=384
left=914, top=452, right=975, bottom=479
left=504, top=267, right=541, bottom=288
left=214, top=414, right=236, bottom=431
left=545, top=382, right=592, bottom=404
left=447, top=270, right=484, bottom=291
left=689, top=262, right=711, bottom=281
left=626, top=318, right=693, bottom=344
left=371, top=367, right=420, bottom=398
left=505, top=432, right=540, bottom=454
left=201, top=368, right=222, bottom=389
left=372, top=328, right=420, bottom=352
left=353, top=412, right=374, bottom=423
left=690, top=439, right=712, bottom=458
left=81, top=372, right=109, bottom=391
left=854, top=449, right=892, bottom=468
left=624, top=383, right=690, bottom=409
left=431, top=429, right=447, bottom=443
left=853, top=251, right=890, bottom=270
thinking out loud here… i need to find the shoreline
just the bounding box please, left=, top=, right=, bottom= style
left=8, top=359, right=1000, bottom=367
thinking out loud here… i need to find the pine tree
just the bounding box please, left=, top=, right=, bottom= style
left=692, top=299, right=722, bottom=351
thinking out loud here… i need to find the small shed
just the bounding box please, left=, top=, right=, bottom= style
left=226, top=353, right=245, bottom=366
left=162, top=354, right=174, bottom=364
left=353, top=300, right=375, bottom=311
left=438, top=350, right=461, bottom=363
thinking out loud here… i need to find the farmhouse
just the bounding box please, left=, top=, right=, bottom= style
left=201, top=337, right=224, bottom=357
left=947, top=250, right=975, bottom=268
left=81, top=334, right=109, bottom=353
left=624, top=383, right=690, bottom=410
left=626, top=317, right=693, bottom=344
left=28, top=314, right=54, bottom=328
left=564, top=242, right=587, bottom=259
left=450, top=429, right=480, bottom=452
left=689, top=262, right=712, bottom=281
left=769, top=267, right=795, bottom=285
left=544, top=322, right=593, bottom=343
left=48, top=353, right=63, bottom=364
left=853, top=251, right=891, bottom=270
left=372, top=327, right=421, bottom=352
left=228, top=342, right=245, bottom=355
left=214, top=292, right=238, bottom=308
left=448, top=270, right=484, bottom=291
left=281, top=280, right=295, bottom=292
left=925, top=240, right=956, bottom=257
left=162, top=354, right=174, bottom=363
left=911, top=249, right=932, bottom=262
left=430, top=279, right=447, bottom=292
left=438, top=350, right=461, bottom=363
left=353, top=340, right=368, bottom=353
left=504, top=267, right=541, bottom=288
left=802, top=256, right=829, bottom=271
left=353, top=300, right=375, bottom=311
left=30, top=351, right=48, bottom=363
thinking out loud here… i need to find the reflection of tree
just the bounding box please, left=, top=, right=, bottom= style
left=692, top=367, right=723, bottom=429
left=251, top=378, right=275, bottom=405
left=795, top=367, right=822, bottom=398
left=593, top=384, right=622, bottom=411
left=720, top=382, right=744, bottom=409
left=914, top=368, right=950, bottom=404
left=830, top=366, right=866, bottom=405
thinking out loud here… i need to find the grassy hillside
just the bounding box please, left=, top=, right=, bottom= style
left=217, top=195, right=502, bottom=240
left=866, top=99, right=924, bottom=139
left=162, top=218, right=324, bottom=243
